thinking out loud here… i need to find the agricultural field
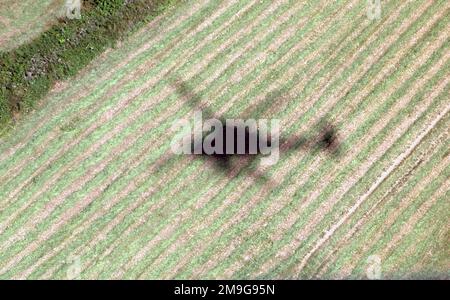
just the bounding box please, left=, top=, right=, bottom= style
left=0, top=0, right=64, bottom=52
left=0, top=0, right=448, bottom=279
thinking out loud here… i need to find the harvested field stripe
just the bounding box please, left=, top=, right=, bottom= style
left=155, top=0, right=418, bottom=278
left=259, top=24, right=450, bottom=278
left=378, top=164, right=448, bottom=262
left=220, top=47, right=448, bottom=278
left=0, top=0, right=243, bottom=264
left=0, top=0, right=256, bottom=227
left=352, top=174, right=449, bottom=279
left=19, top=0, right=298, bottom=278
left=232, top=2, right=450, bottom=278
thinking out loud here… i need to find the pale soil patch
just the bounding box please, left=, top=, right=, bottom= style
left=0, top=15, right=10, bottom=27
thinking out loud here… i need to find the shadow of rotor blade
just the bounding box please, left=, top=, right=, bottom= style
left=170, top=77, right=217, bottom=121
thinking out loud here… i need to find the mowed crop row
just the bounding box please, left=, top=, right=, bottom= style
left=0, top=0, right=63, bottom=51
left=0, top=0, right=448, bottom=279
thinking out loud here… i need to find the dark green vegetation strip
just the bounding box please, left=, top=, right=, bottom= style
left=0, top=0, right=179, bottom=131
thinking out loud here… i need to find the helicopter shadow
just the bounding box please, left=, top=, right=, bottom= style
left=158, top=74, right=342, bottom=188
